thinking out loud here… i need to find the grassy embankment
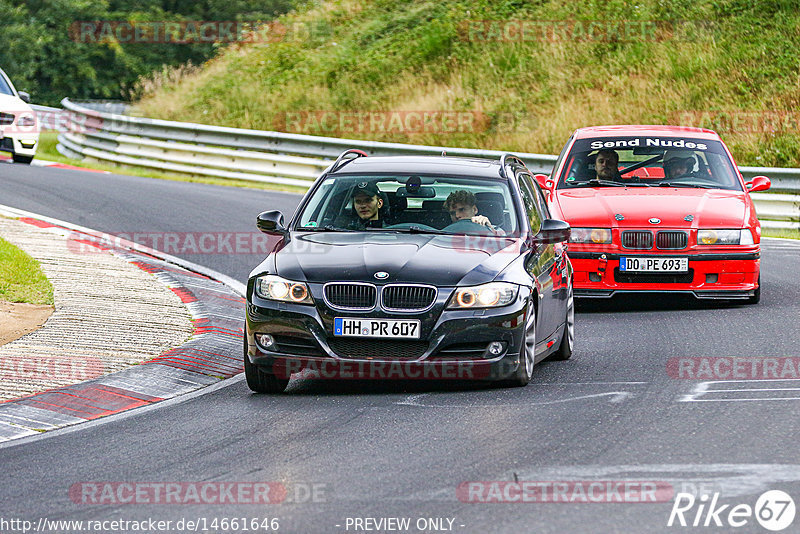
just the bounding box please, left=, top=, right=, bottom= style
left=0, top=235, right=54, bottom=305
left=132, top=0, right=800, bottom=167
left=41, top=0, right=800, bottom=237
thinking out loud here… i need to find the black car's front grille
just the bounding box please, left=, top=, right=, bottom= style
left=324, top=283, right=377, bottom=310
left=272, top=335, right=324, bottom=357
left=382, top=285, right=436, bottom=311
left=656, top=231, right=688, bottom=250
left=614, top=268, right=694, bottom=284
left=328, top=339, right=428, bottom=359
left=622, top=230, right=653, bottom=249
left=433, top=342, right=490, bottom=359
left=0, top=112, right=14, bottom=125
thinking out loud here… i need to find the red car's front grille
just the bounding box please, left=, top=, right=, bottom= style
left=614, top=268, right=694, bottom=284
left=621, top=231, right=653, bottom=249
left=656, top=231, right=688, bottom=250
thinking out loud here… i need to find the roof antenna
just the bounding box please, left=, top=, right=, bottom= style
left=441, top=150, right=446, bottom=156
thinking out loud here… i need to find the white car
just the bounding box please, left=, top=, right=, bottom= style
left=0, top=67, right=38, bottom=164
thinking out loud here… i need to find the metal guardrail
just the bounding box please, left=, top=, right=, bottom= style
left=41, top=99, right=800, bottom=230
left=31, top=104, right=63, bottom=131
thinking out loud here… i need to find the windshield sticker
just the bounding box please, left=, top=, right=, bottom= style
left=589, top=138, right=708, bottom=150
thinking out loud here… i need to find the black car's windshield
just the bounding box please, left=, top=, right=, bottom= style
left=557, top=136, right=742, bottom=191
left=296, top=174, right=518, bottom=236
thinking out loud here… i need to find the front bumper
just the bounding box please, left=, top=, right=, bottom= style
left=568, top=250, right=759, bottom=299
left=245, top=287, right=532, bottom=381
left=0, top=133, right=39, bottom=156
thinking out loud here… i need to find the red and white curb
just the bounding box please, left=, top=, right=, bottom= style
left=0, top=153, right=110, bottom=173
left=0, top=205, right=246, bottom=443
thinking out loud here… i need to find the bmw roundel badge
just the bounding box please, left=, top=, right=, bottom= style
left=374, top=271, right=389, bottom=280
left=649, top=218, right=661, bottom=224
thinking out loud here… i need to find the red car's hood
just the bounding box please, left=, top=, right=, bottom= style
left=553, top=188, right=749, bottom=228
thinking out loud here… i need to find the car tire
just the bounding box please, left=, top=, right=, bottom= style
left=12, top=154, right=33, bottom=164
left=745, top=275, right=761, bottom=305
left=549, top=287, right=574, bottom=361
left=243, top=336, right=289, bottom=393
left=501, top=300, right=536, bottom=387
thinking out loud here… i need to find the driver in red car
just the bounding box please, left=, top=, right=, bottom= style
left=594, top=149, right=622, bottom=181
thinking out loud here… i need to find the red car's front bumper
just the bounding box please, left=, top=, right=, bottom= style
left=568, top=249, right=760, bottom=299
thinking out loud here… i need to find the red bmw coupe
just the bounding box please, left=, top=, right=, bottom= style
left=537, top=125, right=770, bottom=303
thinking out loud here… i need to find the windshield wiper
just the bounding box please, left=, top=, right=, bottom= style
left=572, top=178, right=628, bottom=188
left=406, top=225, right=448, bottom=234
left=658, top=182, right=717, bottom=189
left=364, top=226, right=449, bottom=234
left=300, top=224, right=353, bottom=232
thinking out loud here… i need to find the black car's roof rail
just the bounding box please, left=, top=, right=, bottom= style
left=500, top=153, right=526, bottom=178
left=330, top=149, right=368, bottom=173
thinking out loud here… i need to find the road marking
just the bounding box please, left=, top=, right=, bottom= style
left=680, top=379, right=800, bottom=402
left=396, top=391, right=633, bottom=408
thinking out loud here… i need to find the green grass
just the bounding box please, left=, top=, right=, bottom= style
left=35, top=132, right=308, bottom=194
left=0, top=235, right=54, bottom=305
left=762, top=228, right=800, bottom=240
left=130, top=0, right=800, bottom=167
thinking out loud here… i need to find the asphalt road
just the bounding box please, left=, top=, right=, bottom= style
left=1, top=162, right=800, bottom=534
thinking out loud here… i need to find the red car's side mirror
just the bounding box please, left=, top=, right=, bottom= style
left=534, top=173, right=555, bottom=192
left=745, top=175, right=771, bottom=193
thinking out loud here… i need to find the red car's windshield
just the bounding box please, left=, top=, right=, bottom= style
left=557, top=136, right=742, bottom=191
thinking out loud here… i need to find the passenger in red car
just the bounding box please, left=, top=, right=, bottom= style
left=663, top=150, right=697, bottom=180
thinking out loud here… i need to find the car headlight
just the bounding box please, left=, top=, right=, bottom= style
left=569, top=228, right=612, bottom=244
left=17, top=115, right=36, bottom=127
left=447, top=282, right=518, bottom=309
left=255, top=275, right=313, bottom=304
left=697, top=229, right=754, bottom=246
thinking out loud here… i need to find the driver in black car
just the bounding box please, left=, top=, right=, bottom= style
left=344, top=181, right=385, bottom=229
left=444, top=190, right=501, bottom=234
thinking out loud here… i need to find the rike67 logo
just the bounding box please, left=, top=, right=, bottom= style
left=668, top=490, right=795, bottom=531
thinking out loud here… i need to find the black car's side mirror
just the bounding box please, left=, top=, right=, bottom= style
left=531, top=219, right=571, bottom=245
left=257, top=210, right=287, bottom=235
left=18, top=91, right=30, bottom=103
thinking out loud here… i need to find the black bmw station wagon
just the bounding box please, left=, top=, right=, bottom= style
left=245, top=150, right=574, bottom=393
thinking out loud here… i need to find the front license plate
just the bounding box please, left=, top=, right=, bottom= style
left=334, top=318, right=420, bottom=339
left=619, top=257, right=688, bottom=273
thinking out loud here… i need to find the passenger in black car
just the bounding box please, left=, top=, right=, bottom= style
left=444, top=190, right=502, bottom=234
